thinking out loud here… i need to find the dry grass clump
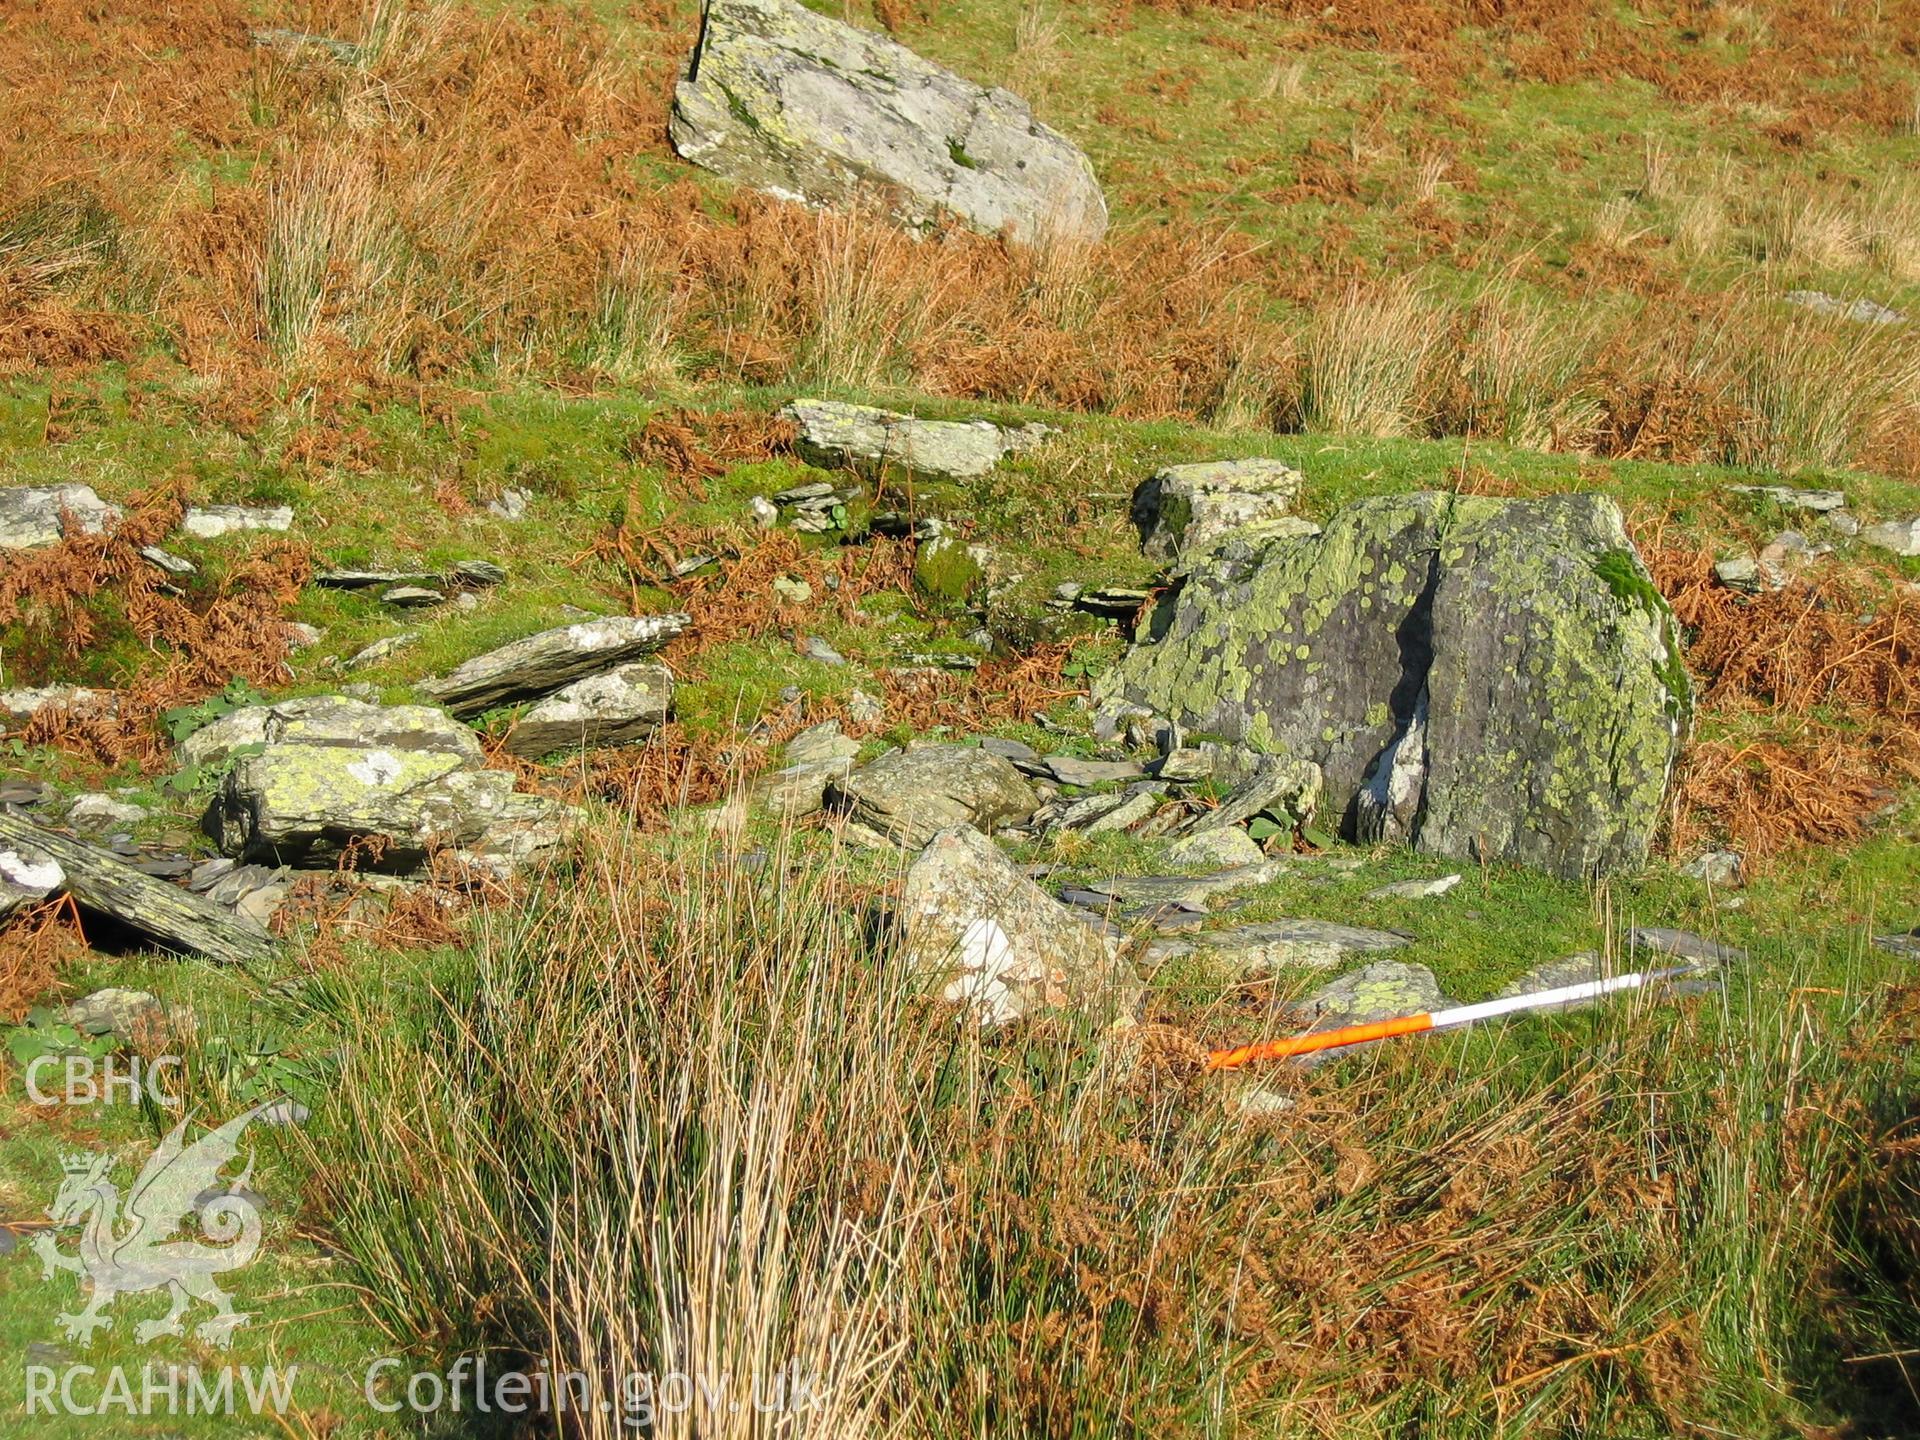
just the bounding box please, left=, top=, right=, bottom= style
left=1292, top=281, right=1442, bottom=437
left=1434, top=286, right=1600, bottom=450
left=1713, top=302, right=1920, bottom=472
left=297, top=825, right=1920, bottom=1437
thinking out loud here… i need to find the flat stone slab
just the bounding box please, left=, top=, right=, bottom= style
left=0, top=485, right=120, bottom=549
left=1861, top=517, right=1920, bottom=557
left=1162, top=918, right=1414, bottom=974
left=1043, top=756, right=1146, bottom=787
left=421, top=613, right=690, bottom=716
left=1366, top=874, right=1462, bottom=900
left=671, top=0, right=1108, bottom=243
left=1296, top=960, right=1449, bottom=1035
left=1872, top=931, right=1920, bottom=961
left=1083, top=860, right=1288, bottom=911
left=782, top=399, right=1047, bottom=481
left=1727, top=484, right=1847, bottom=513
left=182, top=696, right=483, bottom=770
left=828, top=742, right=1038, bottom=849
left=1184, top=753, right=1321, bottom=835
left=1628, top=926, right=1746, bottom=965
left=503, top=662, right=672, bottom=758
left=181, top=504, right=293, bottom=538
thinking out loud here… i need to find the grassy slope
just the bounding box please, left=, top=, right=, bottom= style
left=2, top=0, right=1919, bottom=1435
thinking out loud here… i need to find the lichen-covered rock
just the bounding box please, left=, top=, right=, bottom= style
left=1164, top=826, right=1265, bottom=869
left=211, top=743, right=572, bottom=871
left=828, top=742, right=1039, bottom=848
left=503, top=662, right=672, bottom=758
left=1300, top=960, right=1448, bottom=1028
left=1095, top=492, right=1687, bottom=878
left=421, top=613, right=689, bottom=717
left=1155, top=918, right=1412, bottom=974
left=1132, top=459, right=1309, bottom=563
left=181, top=696, right=483, bottom=770
left=783, top=399, right=1046, bottom=480
left=900, top=826, right=1136, bottom=1026
left=671, top=0, right=1107, bottom=243
left=0, top=485, right=120, bottom=549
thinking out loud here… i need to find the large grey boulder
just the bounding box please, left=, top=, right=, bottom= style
left=503, top=662, right=672, bottom=758
left=0, top=485, right=120, bottom=549
left=210, top=743, right=571, bottom=872
left=421, top=613, right=689, bottom=717
left=1132, top=459, right=1309, bottom=564
left=783, top=400, right=1047, bottom=481
left=828, top=742, right=1039, bottom=848
left=181, top=695, right=483, bottom=770
left=900, top=826, right=1135, bottom=1026
left=671, top=0, right=1107, bottom=243
left=1096, top=492, right=1687, bottom=879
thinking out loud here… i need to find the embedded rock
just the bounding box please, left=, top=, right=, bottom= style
left=1727, top=484, right=1847, bottom=513
left=181, top=696, right=483, bottom=771
left=66, top=794, right=146, bottom=831
left=1132, top=459, right=1309, bottom=564
left=1366, top=873, right=1462, bottom=900
left=1, top=687, right=118, bottom=726
left=181, top=504, right=293, bottom=539
left=1862, top=517, right=1920, bottom=557
left=0, top=485, right=120, bottom=549
left=1164, top=826, right=1266, bottom=869
left=671, top=0, right=1107, bottom=243
left=1299, top=960, right=1448, bottom=1030
left=782, top=399, right=1047, bottom=481
left=503, top=662, right=672, bottom=758
left=1156, top=918, right=1411, bottom=974
left=1095, top=492, right=1687, bottom=878
left=827, top=742, right=1039, bottom=848
left=64, top=987, right=181, bottom=1042
left=0, top=841, right=63, bottom=920
left=900, top=826, right=1136, bottom=1026
left=1628, top=926, right=1745, bottom=965
left=421, top=613, right=690, bottom=716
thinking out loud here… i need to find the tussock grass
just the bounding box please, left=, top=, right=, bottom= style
left=297, top=823, right=1920, bottom=1437
left=1715, top=301, right=1920, bottom=472
left=1294, top=282, right=1442, bottom=437
left=1441, top=287, right=1601, bottom=451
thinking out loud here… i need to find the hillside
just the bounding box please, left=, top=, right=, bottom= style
left=2, top=0, right=1919, bottom=1435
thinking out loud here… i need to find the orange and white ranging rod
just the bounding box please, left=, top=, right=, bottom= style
left=1204, top=965, right=1702, bottom=1071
